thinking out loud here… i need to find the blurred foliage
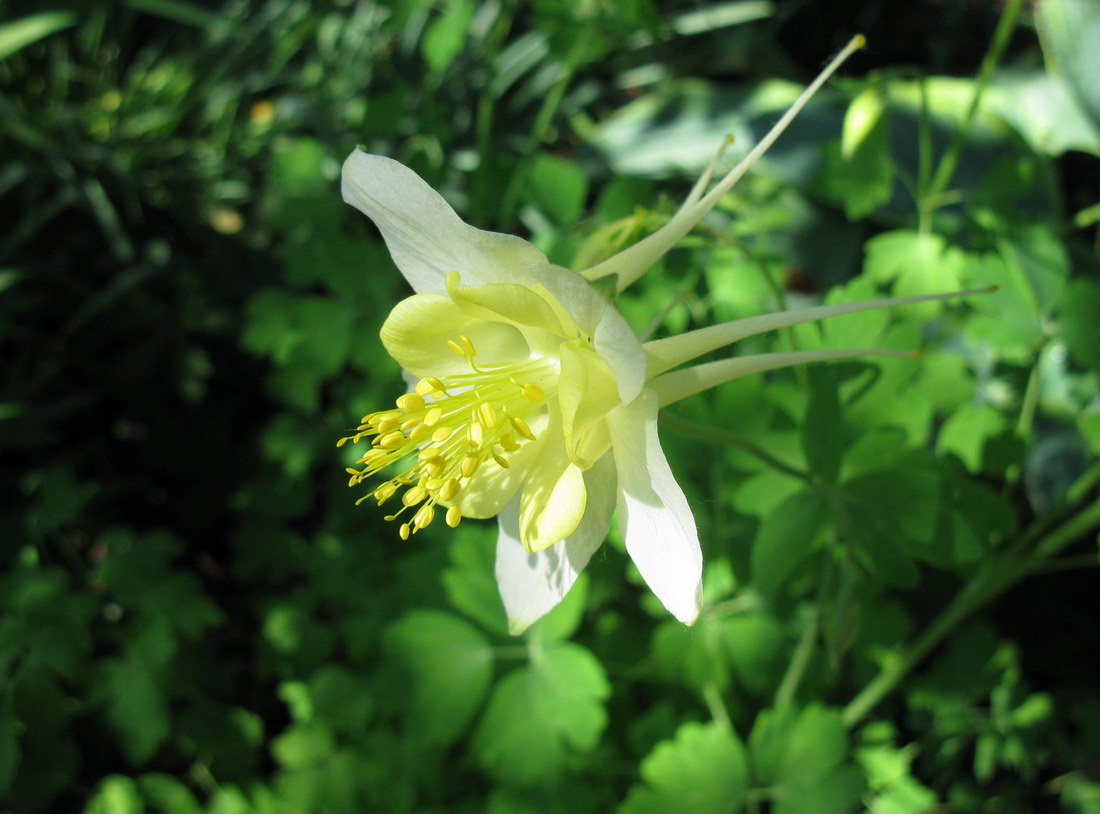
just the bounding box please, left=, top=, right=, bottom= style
left=2, top=0, right=1099, bottom=812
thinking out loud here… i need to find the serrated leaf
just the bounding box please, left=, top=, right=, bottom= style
left=621, top=721, right=749, bottom=814
left=384, top=610, right=493, bottom=747
left=864, top=231, right=961, bottom=317
left=721, top=613, right=787, bottom=696
left=936, top=403, right=1009, bottom=472
left=750, top=705, right=863, bottom=814
left=474, top=642, right=609, bottom=784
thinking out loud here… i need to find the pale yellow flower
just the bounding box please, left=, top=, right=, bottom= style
left=338, top=35, right=982, bottom=633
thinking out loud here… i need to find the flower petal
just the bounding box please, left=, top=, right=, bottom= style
left=380, top=293, right=529, bottom=378
left=456, top=411, right=550, bottom=519
left=607, top=389, right=703, bottom=625
left=342, top=150, right=548, bottom=294
left=518, top=412, right=588, bottom=551
left=495, top=453, right=617, bottom=635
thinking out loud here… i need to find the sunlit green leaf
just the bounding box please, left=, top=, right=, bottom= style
left=474, top=642, right=609, bottom=785
left=385, top=610, right=493, bottom=746
left=621, top=721, right=749, bottom=814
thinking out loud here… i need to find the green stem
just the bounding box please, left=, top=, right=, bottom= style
left=703, top=682, right=733, bottom=733
left=774, top=603, right=819, bottom=708
left=842, top=498, right=1100, bottom=728
left=499, top=29, right=593, bottom=223
left=924, top=0, right=1024, bottom=205
left=659, top=410, right=815, bottom=484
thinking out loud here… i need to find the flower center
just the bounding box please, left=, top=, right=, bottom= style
left=338, top=334, right=556, bottom=539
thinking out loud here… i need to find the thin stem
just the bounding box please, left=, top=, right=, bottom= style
left=499, top=28, right=593, bottom=223
left=774, top=603, right=820, bottom=708
left=659, top=410, right=815, bottom=484
left=925, top=0, right=1024, bottom=204
left=703, top=682, right=733, bottom=733
left=842, top=498, right=1100, bottom=728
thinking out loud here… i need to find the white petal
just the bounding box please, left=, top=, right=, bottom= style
left=495, top=453, right=617, bottom=635
left=607, top=389, right=703, bottom=625
left=341, top=150, right=548, bottom=294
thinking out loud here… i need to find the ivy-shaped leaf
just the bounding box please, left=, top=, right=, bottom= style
left=620, top=721, right=749, bottom=814
left=384, top=610, right=493, bottom=747
left=474, top=642, right=609, bottom=785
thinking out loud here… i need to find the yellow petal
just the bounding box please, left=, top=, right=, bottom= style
left=557, top=340, right=618, bottom=468
left=518, top=417, right=588, bottom=552
left=380, top=293, right=528, bottom=377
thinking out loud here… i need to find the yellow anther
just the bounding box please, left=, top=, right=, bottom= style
left=461, top=454, right=480, bottom=478
left=378, top=431, right=405, bottom=449
left=477, top=402, right=498, bottom=428
left=427, top=459, right=447, bottom=476
left=336, top=437, right=349, bottom=448
left=447, top=339, right=467, bottom=358
left=361, top=449, right=388, bottom=467
left=501, top=434, right=519, bottom=452
left=424, top=407, right=443, bottom=426
left=396, top=393, right=425, bottom=412
left=459, top=335, right=476, bottom=357
left=446, top=505, right=462, bottom=528
left=402, top=486, right=428, bottom=506
left=510, top=416, right=536, bottom=440
left=400, top=417, right=422, bottom=430
left=413, top=504, right=434, bottom=530
left=432, top=426, right=453, bottom=442
left=345, top=467, right=360, bottom=476
left=355, top=495, right=369, bottom=506
left=374, top=482, right=398, bottom=504
left=439, top=479, right=460, bottom=501
left=409, top=424, right=431, bottom=441
left=418, top=447, right=441, bottom=460
left=491, top=450, right=510, bottom=469
left=376, top=418, right=400, bottom=434
left=467, top=421, right=484, bottom=448
left=399, top=523, right=411, bottom=540
left=522, top=383, right=545, bottom=402
left=426, top=478, right=446, bottom=491
left=416, top=376, right=447, bottom=395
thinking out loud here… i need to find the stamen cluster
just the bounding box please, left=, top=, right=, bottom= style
left=338, top=335, right=551, bottom=539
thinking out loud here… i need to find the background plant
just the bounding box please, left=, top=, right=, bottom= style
left=2, top=0, right=1099, bottom=812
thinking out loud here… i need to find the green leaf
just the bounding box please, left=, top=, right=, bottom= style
left=822, top=91, right=894, bottom=220
left=527, top=154, right=589, bottom=225
left=0, top=689, right=19, bottom=797
left=384, top=610, right=493, bottom=747
left=749, top=705, right=863, bottom=814
left=1059, top=277, right=1100, bottom=373
left=842, top=87, right=888, bottom=160
left=751, top=488, right=825, bottom=597
left=865, top=230, right=963, bottom=316
left=937, top=403, right=1009, bottom=472
left=443, top=525, right=509, bottom=635
left=0, top=12, right=75, bottom=60
left=721, top=613, right=787, bottom=696
left=802, top=367, right=845, bottom=484
left=620, top=721, right=749, bottom=814
left=474, top=642, right=609, bottom=785
left=83, top=776, right=143, bottom=814
left=271, top=723, right=335, bottom=768
left=422, top=0, right=475, bottom=73
left=94, top=657, right=170, bottom=764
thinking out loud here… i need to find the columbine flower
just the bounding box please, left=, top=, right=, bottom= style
left=337, top=35, right=982, bottom=634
